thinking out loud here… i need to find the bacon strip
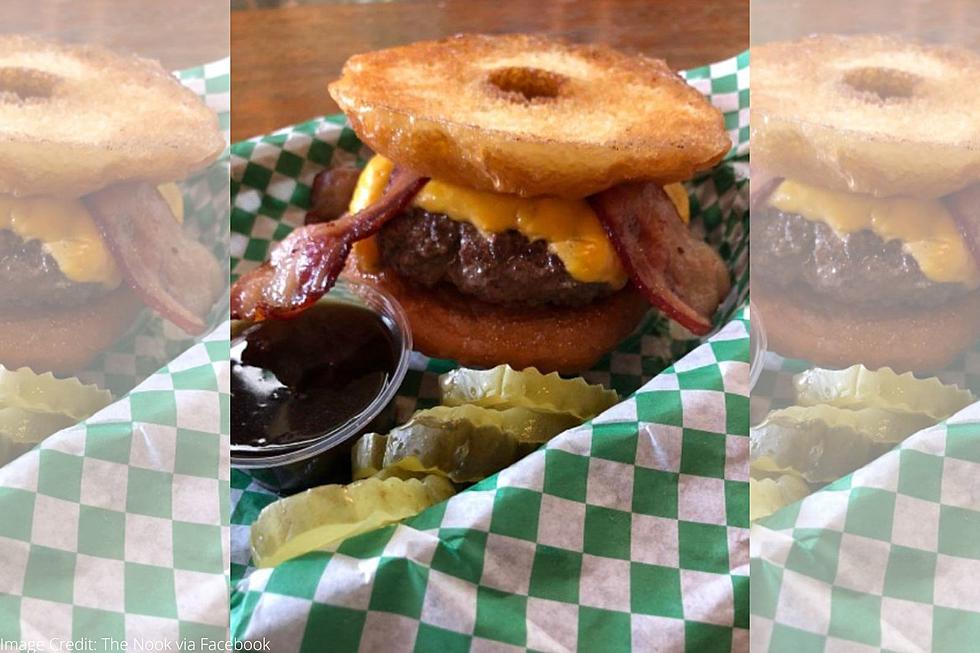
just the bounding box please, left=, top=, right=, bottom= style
left=85, top=182, right=223, bottom=335
left=231, top=169, right=428, bottom=321
left=589, top=181, right=731, bottom=335
left=750, top=175, right=783, bottom=213
left=306, top=166, right=361, bottom=225
left=947, top=183, right=980, bottom=267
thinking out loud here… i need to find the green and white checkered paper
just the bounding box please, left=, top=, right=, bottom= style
left=751, top=402, right=980, bottom=652
left=232, top=311, right=750, bottom=652
left=229, top=52, right=750, bottom=652
left=0, top=59, right=230, bottom=648
left=750, top=314, right=980, bottom=651
left=0, top=326, right=230, bottom=647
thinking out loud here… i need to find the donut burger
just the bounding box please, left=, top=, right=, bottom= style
left=752, top=35, right=980, bottom=372
left=231, top=34, right=733, bottom=373
left=0, top=36, right=224, bottom=375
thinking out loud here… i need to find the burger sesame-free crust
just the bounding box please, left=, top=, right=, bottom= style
left=345, top=250, right=649, bottom=374
left=754, top=285, right=980, bottom=374
left=329, top=34, right=730, bottom=198
left=0, top=36, right=224, bottom=198
left=753, top=35, right=980, bottom=198
left=0, top=285, right=144, bottom=375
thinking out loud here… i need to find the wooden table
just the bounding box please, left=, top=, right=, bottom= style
left=2, top=0, right=228, bottom=70
left=231, top=0, right=749, bottom=142
left=752, top=0, right=979, bottom=48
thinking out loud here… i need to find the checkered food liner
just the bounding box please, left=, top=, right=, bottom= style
left=750, top=402, right=980, bottom=652
left=229, top=53, right=751, bottom=652
left=0, top=60, right=231, bottom=646
left=232, top=310, right=750, bottom=653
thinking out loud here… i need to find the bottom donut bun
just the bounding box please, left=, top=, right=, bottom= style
left=754, top=285, right=980, bottom=373
left=0, top=287, right=145, bottom=376
left=344, top=258, right=650, bottom=374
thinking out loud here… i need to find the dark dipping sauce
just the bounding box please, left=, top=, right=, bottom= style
left=232, top=302, right=399, bottom=449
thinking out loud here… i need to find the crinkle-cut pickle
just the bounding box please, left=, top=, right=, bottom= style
left=250, top=475, right=455, bottom=568
left=353, top=404, right=577, bottom=483
left=794, top=365, right=974, bottom=421
left=750, top=474, right=810, bottom=522
left=0, top=365, right=111, bottom=420
left=422, top=404, right=582, bottom=446
left=0, top=408, right=78, bottom=466
left=439, top=364, right=618, bottom=421
left=353, top=404, right=581, bottom=482
left=383, top=411, right=518, bottom=483
left=352, top=432, right=387, bottom=478
left=0, top=366, right=113, bottom=466
left=750, top=405, right=934, bottom=483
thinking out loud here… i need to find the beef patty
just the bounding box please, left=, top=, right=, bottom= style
left=753, top=207, right=969, bottom=307
left=376, top=208, right=617, bottom=306
left=0, top=230, right=112, bottom=307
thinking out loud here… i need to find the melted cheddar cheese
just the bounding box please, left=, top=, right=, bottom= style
left=413, top=181, right=627, bottom=286
left=0, top=183, right=183, bottom=288
left=769, top=179, right=980, bottom=288
left=0, top=195, right=121, bottom=287
left=157, top=182, right=184, bottom=224
left=350, top=155, right=655, bottom=287
left=347, top=156, right=394, bottom=271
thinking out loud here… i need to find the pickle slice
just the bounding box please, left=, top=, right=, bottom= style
left=0, top=407, right=78, bottom=440
left=368, top=459, right=442, bottom=481
left=440, top=365, right=618, bottom=421
left=794, top=365, right=974, bottom=421
left=353, top=404, right=580, bottom=482
left=0, top=407, right=78, bottom=465
left=422, top=405, right=581, bottom=447
left=0, top=367, right=112, bottom=466
left=750, top=405, right=935, bottom=483
left=0, top=366, right=112, bottom=420
left=383, top=409, right=519, bottom=483
left=750, top=475, right=810, bottom=522
left=750, top=456, right=801, bottom=477
left=250, top=475, right=455, bottom=568
left=352, top=432, right=387, bottom=480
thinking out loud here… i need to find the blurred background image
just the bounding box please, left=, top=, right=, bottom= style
left=749, top=1, right=980, bottom=651
left=0, top=1, right=230, bottom=648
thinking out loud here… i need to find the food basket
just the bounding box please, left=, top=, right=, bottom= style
left=229, top=52, right=750, bottom=651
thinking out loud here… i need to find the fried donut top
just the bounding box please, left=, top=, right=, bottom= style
left=329, top=34, right=730, bottom=198
left=754, top=34, right=980, bottom=198
left=0, top=36, right=225, bottom=198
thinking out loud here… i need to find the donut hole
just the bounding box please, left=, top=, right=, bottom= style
left=487, top=66, right=566, bottom=103
left=0, top=67, right=59, bottom=103
left=842, top=67, right=920, bottom=102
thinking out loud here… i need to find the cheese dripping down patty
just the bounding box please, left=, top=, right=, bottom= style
left=768, top=179, right=980, bottom=288
left=348, top=155, right=691, bottom=287
left=0, top=184, right=183, bottom=289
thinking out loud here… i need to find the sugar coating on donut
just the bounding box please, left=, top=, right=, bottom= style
left=329, top=34, right=730, bottom=198
left=753, top=34, right=980, bottom=197
left=0, top=36, right=224, bottom=198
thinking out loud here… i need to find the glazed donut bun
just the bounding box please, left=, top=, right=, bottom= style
left=754, top=286, right=980, bottom=374
left=329, top=34, right=730, bottom=199
left=753, top=34, right=980, bottom=198
left=0, top=35, right=224, bottom=198
left=343, top=253, right=650, bottom=375
left=0, top=287, right=144, bottom=376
